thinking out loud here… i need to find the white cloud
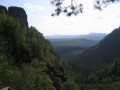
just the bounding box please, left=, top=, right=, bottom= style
left=24, top=3, right=45, bottom=12
left=27, top=1, right=120, bottom=36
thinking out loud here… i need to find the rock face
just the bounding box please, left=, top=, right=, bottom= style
left=0, top=5, right=7, bottom=13
left=8, top=6, right=28, bottom=27
left=0, top=5, right=28, bottom=27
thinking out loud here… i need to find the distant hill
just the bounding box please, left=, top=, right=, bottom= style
left=47, top=33, right=103, bottom=60
left=70, top=27, right=120, bottom=72
left=49, top=38, right=99, bottom=60
left=47, top=33, right=105, bottom=59
left=46, top=33, right=107, bottom=40
left=49, top=38, right=99, bottom=48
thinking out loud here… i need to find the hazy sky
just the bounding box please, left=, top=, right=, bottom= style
left=1, top=0, right=120, bottom=36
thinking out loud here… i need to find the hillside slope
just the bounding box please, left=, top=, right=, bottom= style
left=0, top=5, right=79, bottom=90
left=71, top=27, right=120, bottom=72
left=49, top=38, right=99, bottom=61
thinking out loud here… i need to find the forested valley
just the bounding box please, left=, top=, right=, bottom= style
left=0, top=5, right=120, bottom=90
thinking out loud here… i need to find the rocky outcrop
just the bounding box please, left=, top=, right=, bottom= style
left=0, top=5, right=7, bottom=14
left=0, top=5, right=28, bottom=27
left=8, top=6, right=28, bottom=27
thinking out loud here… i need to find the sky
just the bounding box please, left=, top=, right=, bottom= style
left=0, top=0, right=120, bottom=36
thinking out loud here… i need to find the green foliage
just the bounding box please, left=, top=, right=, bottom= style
left=82, top=58, right=120, bottom=90
left=1, top=5, right=120, bottom=90
left=49, top=25, right=120, bottom=90
left=0, top=5, right=7, bottom=13
left=64, top=27, right=120, bottom=74
left=62, top=79, right=79, bottom=90
left=0, top=9, right=73, bottom=90
left=49, top=38, right=98, bottom=61
left=0, top=59, right=56, bottom=90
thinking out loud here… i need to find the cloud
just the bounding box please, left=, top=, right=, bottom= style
left=116, top=15, right=120, bottom=18
left=95, top=16, right=104, bottom=20
left=24, top=3, right=45, bottom=12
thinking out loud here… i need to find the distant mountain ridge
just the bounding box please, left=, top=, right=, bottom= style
left=49, top=37, right=99, bottom=62
left=46, top=33, right=107, bottom=40
left=71, top=27, right=120, bottom=71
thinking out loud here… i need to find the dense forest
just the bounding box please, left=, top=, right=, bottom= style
left=0, top=5, right=120, bottom=90
left=49, top=38, right=99, bottom=61
left=0, top=5, right=79, bottom=90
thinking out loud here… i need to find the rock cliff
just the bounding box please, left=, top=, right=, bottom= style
left=0, top=5, right=28, bottom=27
left=8, top=6, right=28, bottom=27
